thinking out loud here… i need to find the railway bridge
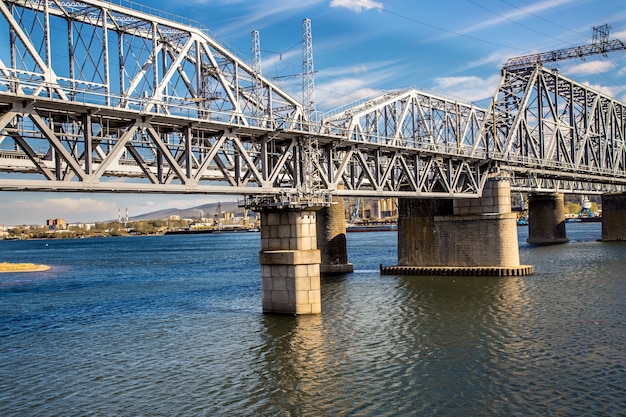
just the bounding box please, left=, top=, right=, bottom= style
left=1, top=0, right=626, bottom=313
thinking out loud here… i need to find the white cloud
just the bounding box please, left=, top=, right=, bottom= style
left=0, top=193, right=230, bottom=225
left=431, top=74, right=502, bottom=103
left=317, top=78, right=381, bottom=110
left=315, top=59, right=408, bottom=110
left=260, top=49, right=301, bottom=80
left=463, top=50, right=514, bottom=71
left=566, top=60, right=616, bottom=76
left=458, top=0, right=574, bottom=35
left=330, top=0, right=383, bottom=13
left=137, top=197, right=220, bottom=211
left=611, top=29, right=626, bottom=40
left=216, top=0, right=324, bottom=36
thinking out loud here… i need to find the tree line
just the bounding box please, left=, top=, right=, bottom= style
left=5, top=219, right=192, bottom=240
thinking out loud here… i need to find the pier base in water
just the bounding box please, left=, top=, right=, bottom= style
left=316, top=192, right=353, bottom=276
left=601, top=193, right=626, bottom=242
left=394, top=179, right=531, bottom=275
left=259, top=209, right=321, bottom=314
left=380, top=265, right=534, bottom=276
left=527, top=193, right=569, bottom=245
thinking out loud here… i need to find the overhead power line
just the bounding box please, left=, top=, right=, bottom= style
left=503, top=25, right=626, bottom=70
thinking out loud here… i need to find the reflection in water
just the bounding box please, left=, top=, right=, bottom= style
left=255, top=275, right=534, bottom=416
left=257, top=315, right=329, bottom=415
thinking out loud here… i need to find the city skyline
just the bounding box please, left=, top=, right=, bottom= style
left=1, top=0, right=625, bottom=225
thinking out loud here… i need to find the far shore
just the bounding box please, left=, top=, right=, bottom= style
left=0, top=262, right=51, bottom=273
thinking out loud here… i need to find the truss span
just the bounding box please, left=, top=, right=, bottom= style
left=0, top=88, right=492, bottom=198
left=0, top=0, right=304, bottom=128
left=318, top=89, right=491, bottom=197
left=0, top=0, right=493, bottom=199
left=0, top=0, right=625, bottom=199
left=483, top=64, right=626, bottom=194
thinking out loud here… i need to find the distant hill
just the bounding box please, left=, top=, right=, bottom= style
left=129, top=201, right=252, bottom=221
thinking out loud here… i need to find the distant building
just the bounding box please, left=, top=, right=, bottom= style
left=68, top=223, right=94, bottom=231
left=46, top=218, right=66, bottom=230
left=168, top=215, right=181, bottom=221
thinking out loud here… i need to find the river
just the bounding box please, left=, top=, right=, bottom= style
left=0, top=222, right=624, bottom=416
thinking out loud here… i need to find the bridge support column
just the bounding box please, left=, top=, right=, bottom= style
left=259, top=209, right=321, bottom=314
left=601, top=193, right=626, bottom=241
left=527, top=193, right=569, bottom=245
left=388, top=179, right=532, bottom=275
left=397, top=198, right=453, bottom=266
left=316, top=194, right=353, bottom=275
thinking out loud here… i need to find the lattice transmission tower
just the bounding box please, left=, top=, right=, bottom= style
left=299, top=18, right=324, bottom=204
left=302, top=18, right=316, bottom=128
left=243, top=19, right=329, bottom=209
left=251, top=30, right=263, bottom=123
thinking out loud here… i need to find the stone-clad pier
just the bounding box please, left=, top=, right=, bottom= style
left=259, top=209, right=322, bottom=315
left=387, top=178, right=534, bottom=277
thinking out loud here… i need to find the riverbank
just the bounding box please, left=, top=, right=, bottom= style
left=0, top=262, right=51, bottom=273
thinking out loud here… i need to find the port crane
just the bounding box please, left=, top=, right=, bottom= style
left=578, top=197, right=595, bottom=218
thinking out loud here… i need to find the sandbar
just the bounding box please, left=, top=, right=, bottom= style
left=0, top=262, right=51, bottom=273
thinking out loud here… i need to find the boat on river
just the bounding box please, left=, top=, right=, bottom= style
left=346, top=223, right=397, bottom=232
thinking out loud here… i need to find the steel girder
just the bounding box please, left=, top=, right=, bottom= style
left=0, top=94, right=310, bottom=194
left=503, top=39, right=626, bottom=71
left=321, top=89, right=488, bottom=153
left=483, top=64, right=626, bottom=194
left=0, top=0, right=314, bottom=200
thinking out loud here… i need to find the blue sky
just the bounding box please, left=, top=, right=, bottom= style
left=1, top=0, right=626, bottom=225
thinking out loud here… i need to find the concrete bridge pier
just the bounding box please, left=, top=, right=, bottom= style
left=527, top=193, right=569, bottom=245
left=316, top=194, right=354, bottom=275
left=385, top=178, right=533, bottom=276
left=259, top=209, right=321, bottom=315
left=601, top=193, right=626, bottom=241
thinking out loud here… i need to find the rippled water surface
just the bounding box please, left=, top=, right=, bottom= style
left=1, top=223, right=625, bottom=416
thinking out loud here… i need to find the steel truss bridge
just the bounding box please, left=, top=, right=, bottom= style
left=0, top=0, right=625, bottom=207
